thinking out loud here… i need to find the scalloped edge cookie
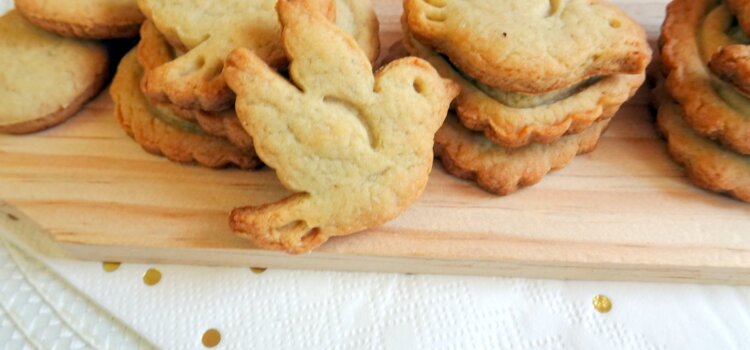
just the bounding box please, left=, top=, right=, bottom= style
left=137, top=20, right=255, bottom=150
left=111, top=50, right=261, bottom=169
left=661, top=0, right=750, bottom=154
left=403, top=28, right=643, bottom=149
left=656, top=89, right=750, bottom=203
left=435, top=114, right=611, bottom=196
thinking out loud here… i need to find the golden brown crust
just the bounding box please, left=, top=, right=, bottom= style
left=136, top=20, right=173, bottom=72
left=709, top=44, right=750, bottom=97
left=0, top=11, right=108, bottom=134
left=435, top=114, right=610, bottom=196
left=403, top=27, right=643, bottom=149
left=656, top=90, right=750, bottom=203
left=0, top=72, right=106, bottom=134
left=137, top=21, right=255, bottom=150
left=402, top=0, right=651, bottom=93
left=137, top=0, right=376, bottom=112
left=15, top=0, right=144, bottom=39
left=224, top=0, right=458, bottom=253
left=111, top=50, right=261, bottom=169
left=661, top=0, right=750, bottom=154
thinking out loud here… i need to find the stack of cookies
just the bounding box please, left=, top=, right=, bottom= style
left=402, top=0, right=651, bottom=195
left=0, top=0, right=144, bottom=134
left=110, top=0, right=380, bottom=169
left=658, top=0, right=750, bottom=202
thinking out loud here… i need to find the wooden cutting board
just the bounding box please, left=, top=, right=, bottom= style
left=2, top=0, right=750, bottom=284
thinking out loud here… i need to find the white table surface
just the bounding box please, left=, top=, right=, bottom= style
left=2, top=0, right=750, bottom=348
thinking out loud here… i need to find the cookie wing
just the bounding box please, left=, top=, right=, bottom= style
left=279, top=0, right=374, bottom=102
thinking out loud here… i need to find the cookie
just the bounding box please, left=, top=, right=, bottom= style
left=656, top=91, right=750, bottom=203
left=136, top=0, right=346, bottom=112
left=727, top=0, right=750, bottom=36
left=0, top=11, right=107, bottom=134
left=709, top=44, right=750, bottom=97
left=661, top=0, right=750, bottom=154
left=435, top=114, right=610, bottom=196
left=402, top=0, right=651, bottom=94
left=111, top=50, right=261, bottom=169
left=332, top=0, right=380, bottom=63
left=15, top=0, right=144, bottom=39
left=223, top=0, right=458, bottom=253
left=403, top=28, right=645, bottom=148
left=137, top=20, right=254, bottom=150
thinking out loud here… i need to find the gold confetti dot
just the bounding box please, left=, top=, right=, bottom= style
left=102, top=262, right=121, bottom=272
left=592, top=294, right=612, bottom=313
left=142, top=268, right=162, bottom=286
left=202, top=328, right=221, bottom=348
left=250, top=267, right=267, bottom=274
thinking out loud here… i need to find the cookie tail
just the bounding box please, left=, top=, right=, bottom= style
left=229, top=193, right=326, bottom=254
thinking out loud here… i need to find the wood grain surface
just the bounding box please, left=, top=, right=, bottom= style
left=2, top=0, right=750, bottom=284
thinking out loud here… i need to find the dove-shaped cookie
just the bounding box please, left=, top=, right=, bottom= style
left=224, top=0, right=459, bottom=253
left=403, top=0, right=650, bottom=94
left=137, top=0, right=335, bottom=112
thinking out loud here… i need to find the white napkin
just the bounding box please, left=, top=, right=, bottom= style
left=3, top=204, right=748, bottom=349
left=41, top=252, right=750, bottom=349
left=0, top=0, right=10, bottom=14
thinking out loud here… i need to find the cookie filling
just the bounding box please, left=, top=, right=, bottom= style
left=700, top=3, right=750, bottom=109
left=147, top=101, right=206, bottom=135
left=441, top=54, right=599, bottom=108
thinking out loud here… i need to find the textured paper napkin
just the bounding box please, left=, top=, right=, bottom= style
left=2, top=202, right=748, bottom=348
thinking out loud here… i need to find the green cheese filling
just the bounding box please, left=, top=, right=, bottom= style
left=442, top=54, right=598, bottom=108
left=147, top=102, right=206, bottom=135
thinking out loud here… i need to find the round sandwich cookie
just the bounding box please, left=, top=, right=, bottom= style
left=403, top=29, right=645, bottom=149
left=0, top=10, right=107, bottom=134
left=661, top=0, right=750, bottom=154
left=110, top=50, right=261, bottom=169
left=136, top=20, right=255, bottom=150
left=15, top=0, right=144, bottom=39
left=656, top=90, right=750, bottom=203
left=434, top=114, right=611, bottom=196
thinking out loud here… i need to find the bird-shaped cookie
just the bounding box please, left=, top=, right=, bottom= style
left=137, top=0, right=335, bottom=111
left=224, top=0, right=459, bottom=253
